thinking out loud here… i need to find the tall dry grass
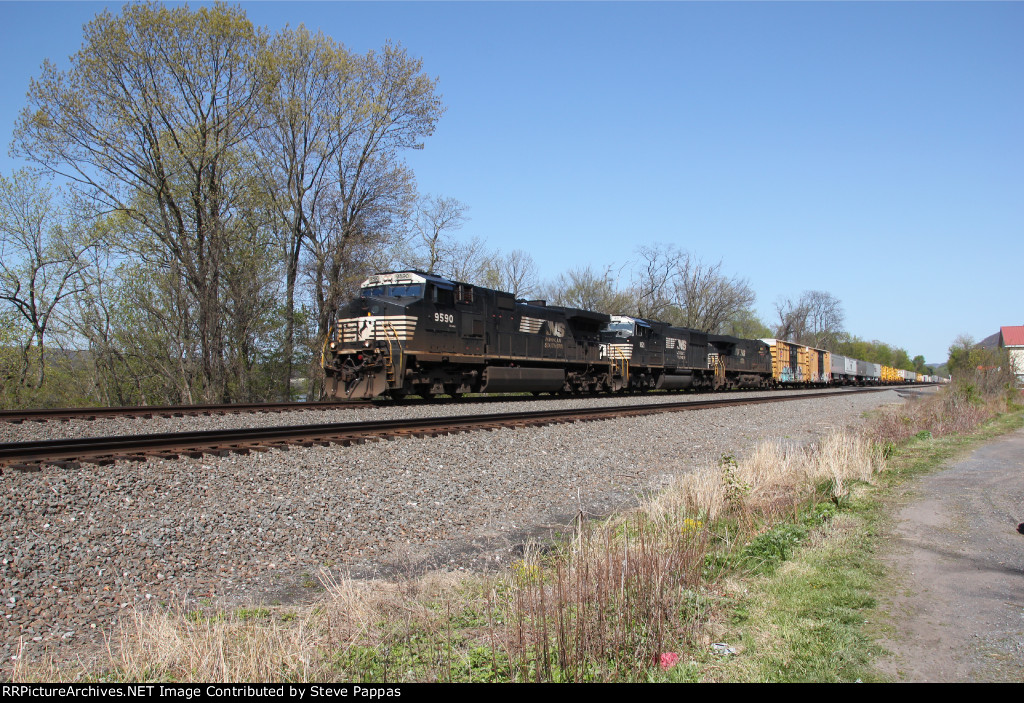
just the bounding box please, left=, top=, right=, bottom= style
left=867, top=378, right=1018, bottom=448
left=500, top=512, right=709, bottom=681
left=492, top=429, right=884, bottom=681
left=647, top=431, right=883, bottom=525
left=114, top=605, right=321, bottom=681
left=107, top=571, right=494, bottom=682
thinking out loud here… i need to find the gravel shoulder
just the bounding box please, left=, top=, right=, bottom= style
left=875, top=427, right=1024, bottom=682
left=1, top=388, right=902, bottom=671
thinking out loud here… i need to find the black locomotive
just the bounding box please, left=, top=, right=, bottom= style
left=322, top=271, right=773, bottom=400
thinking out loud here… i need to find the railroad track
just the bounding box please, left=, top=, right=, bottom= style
left=0, top=400, right=372, bottom=424
left=0, top=387, right=905, bottom=472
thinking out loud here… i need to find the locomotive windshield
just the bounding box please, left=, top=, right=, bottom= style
left=605, top=320, right=635, bottom=338
left=604, top=315, right=649, bottom=339
left=361, top=284, right=424, bottom=299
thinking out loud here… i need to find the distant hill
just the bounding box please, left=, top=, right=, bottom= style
left=928, top=330, right=1004, bottom=377
left=977, top=331, right=1000, bottom=350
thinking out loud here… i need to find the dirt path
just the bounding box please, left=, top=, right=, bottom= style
left=876, top=427, right=1024, bottom=682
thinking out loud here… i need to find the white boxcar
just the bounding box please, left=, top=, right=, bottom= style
left=830, top=353, right=847, bottom=376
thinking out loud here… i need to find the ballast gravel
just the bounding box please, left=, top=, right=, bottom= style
left=2, top=387, right=890, bottom=443
left=0, top=388, right=908, bottom=666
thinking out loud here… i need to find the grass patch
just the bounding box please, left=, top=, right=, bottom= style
left=692, top=399, right=1024, bottom=684
left=689, top=487, right=887, bottom=682
left=881, top=405, right=1024, bottom=482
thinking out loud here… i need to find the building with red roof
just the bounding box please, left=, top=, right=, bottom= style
left=999, top=326, right=1024, bottom=385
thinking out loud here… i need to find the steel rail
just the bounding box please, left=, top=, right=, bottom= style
left=0, top=400, right=373, bottom=424
left=0, top=387, right=906, bottom=472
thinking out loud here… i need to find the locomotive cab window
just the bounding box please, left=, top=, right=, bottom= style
left=430, top=284, right=454, bottom=306
left=456, top=284, right=474, bottom=305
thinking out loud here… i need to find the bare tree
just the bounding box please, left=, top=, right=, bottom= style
left=546, top=265, right=633, bottom=313
left=0, top=170, right=99, bottom=391
left=63, top=243, right=142, bottom=406
left=441, top=236, right=495, bottom=285
left=409, top=194, right=469, bottom=274
left=803, top=290, right=845, bottom=349
left=775, top=290, right=845, bottom=348
left=775, top=296, right=809, bottom=342
left=630, top=243, right=755, bottom=331
left=308, top=155, right=418, bottom=344
left=671, top=257, right=754, bottom=332
left=483, top=249, right=540, bottom=298
left=632, top=244, right=684, bottom=320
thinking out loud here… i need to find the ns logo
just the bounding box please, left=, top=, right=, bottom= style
left=357, top=318, right=377, bottom=341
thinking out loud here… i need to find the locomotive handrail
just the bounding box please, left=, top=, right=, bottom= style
left=320, top=334, right=331, bottom=370
left=608, top=345, right=629, bottom=386
left=381, top=320, right=405, bottom=388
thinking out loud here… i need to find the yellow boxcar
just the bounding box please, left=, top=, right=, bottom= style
left=796, top=344, right=811, bottom=383
left=761, top=339, right=817, bottom=384
left=806, top=347, right=831, bottom=384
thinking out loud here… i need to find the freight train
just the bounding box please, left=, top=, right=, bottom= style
left=321, top=271, right=940, bottom=400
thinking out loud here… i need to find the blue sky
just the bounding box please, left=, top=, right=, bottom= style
left=2, top=1, right=1022, bottom=364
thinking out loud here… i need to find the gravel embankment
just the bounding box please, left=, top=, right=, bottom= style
left=1, top=387, right=887, bottom=443
left=1, top=388, right=904, bottom=666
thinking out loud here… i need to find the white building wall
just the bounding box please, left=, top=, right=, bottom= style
left=1010, top=347, right=1024, bottom=385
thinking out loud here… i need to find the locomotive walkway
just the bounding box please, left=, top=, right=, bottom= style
left=0, top=387, right=904, bottom=472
